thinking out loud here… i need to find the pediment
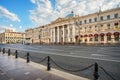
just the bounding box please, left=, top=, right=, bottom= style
left=52, top=17, right=63, bottom=23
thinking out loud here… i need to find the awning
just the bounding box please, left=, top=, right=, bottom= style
left=94, top=34, right=99, bottom=37
left=80, top=35, right=83, bottom=37
left=84, top=34, right=88, bottom=37
left=25, top=38, right=31, bottom=40
left=89, top=34, right=93, bottom=37
left=106, top=32, right=112, bottom=36
left=114, top=22, right=118, bottom=25
left=100, top=33, right=105, bottom=36
left=75, top=35, right=78, bottom=38
left=114, top=32, right=119, bottom=35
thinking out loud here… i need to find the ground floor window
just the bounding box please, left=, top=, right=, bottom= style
left=89, top=38, right=93, bottom=41
left=101, top=36, right=104, bottom=41
left=70, top=38, right=72, bottom=42
left=95, top=36, right=98, bottom=41
left=85, top=39, right=87, bottom=42
left=114, top=35, right=119, bottom=41
left=107, top=36, right=111, bottom=41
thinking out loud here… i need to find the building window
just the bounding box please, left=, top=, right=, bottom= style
left=114, top=13, right=118, bottom=18
left=94, top=18, right=97, bottom=22
left=80, top=21, right=82, bottom=25
left=89, top=26, right=92, bottom=31
left=107, top=24, right=110, bottom=29
left=95, top=36, right=98, bottom=41
left=100, top=16, right=103, bottom=21
left=85, top=27, right=86, bottom=32
left=89, top=19, right=92, bottom=23
left=90, top=38, right=93, bottom=41
left=84, top=20, right=87, bottom=24
left=114, top=35, right=119, bottom=41
left=101, top=24, right=103, bottom=30
left=107, top=36, right=111, bottom=41
left=95, top=26, right=97, bottom=31
left=114, top=23, right=118, bottom=29
left=107, top=15, right=110, bottom=20
left=85, top=39, right=87, bottom=42
left=101, top=36, right=104, bottom=41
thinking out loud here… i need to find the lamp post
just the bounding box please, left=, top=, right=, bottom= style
left=39, top=29, right=42, bottom=44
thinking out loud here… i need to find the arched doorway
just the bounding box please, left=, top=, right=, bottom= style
left=75, top=35, right=78, bottom=43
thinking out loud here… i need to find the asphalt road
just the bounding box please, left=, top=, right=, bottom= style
left=0, top=44, right=120, bottom=80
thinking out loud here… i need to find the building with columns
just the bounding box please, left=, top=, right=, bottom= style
left=50, top=8, right=120, bottom=44
left=25, top=7, right=120, bottom=44
left=50, top=17, right=76, bottom=44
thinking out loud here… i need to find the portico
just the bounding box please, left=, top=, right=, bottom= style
left=50, top=23, right=76, bottom=44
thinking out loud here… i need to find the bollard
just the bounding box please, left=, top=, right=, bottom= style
left=8, top=49, right=10, bottom=56
left=93, top=63, right=99, bottom=80
left=2, top=48, right=5, bottom=54
left=15, top=50, right=18, bottom=59
left=27, top=52, right=30, bottom=63
left=47, top=56, right=51, bottom=71
left=0, top=47, right=1, bottom=52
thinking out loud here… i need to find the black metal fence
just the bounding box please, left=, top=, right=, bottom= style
left=0, top=47, right=117, bottom=80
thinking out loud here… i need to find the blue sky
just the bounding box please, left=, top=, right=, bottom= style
left=0, top=0, right=120, bottom=33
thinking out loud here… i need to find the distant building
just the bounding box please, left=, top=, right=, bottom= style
left=25, top=27, right=43, bottom=44
left=0, top=29, right=25, bottom=44
left=25, top=7, right=120, bottom=44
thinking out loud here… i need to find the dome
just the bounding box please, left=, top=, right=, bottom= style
left=66, top=11, right=74, bottom=18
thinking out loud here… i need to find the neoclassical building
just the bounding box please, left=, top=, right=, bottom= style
left=0, top=29, right=25, bottom=44
left=25, top=7, right=120, bottom=44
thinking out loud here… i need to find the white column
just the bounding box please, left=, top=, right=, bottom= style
left=67, top=25, right=70, bottom=42
left=72, top=25, right=75, bottom=42
left=104, top=35, right=107, bottom=43
left=53, top=28, right=55, bottom=43
left=111, top=35, right=114, bottom=43
left=63, top=26, right=65, bottom=42
left=57, top=26, right=59, bottom=43
left=50, top=29, right=52, bottom=43
left=98, top=36, right=101, bottom=43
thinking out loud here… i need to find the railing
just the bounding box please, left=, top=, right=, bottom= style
left=0, top=47, right=117, bottom=80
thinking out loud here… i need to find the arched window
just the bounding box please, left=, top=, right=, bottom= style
left=94, top=34, right=98, bottom=41
left=106, top=32, right=112, bottom=41
left=114, top=32, right=119, bottom=41
left=100, top=33, right=105, bottom=41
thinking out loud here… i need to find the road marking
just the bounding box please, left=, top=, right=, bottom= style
left=24, top=72, right=30, bottom=75
left=91, top=54, right=108, bottom=57
left=2, top=47, right=120, bottom=63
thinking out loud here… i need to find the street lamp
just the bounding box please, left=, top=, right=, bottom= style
left=39, top=29, right=42, bottom=44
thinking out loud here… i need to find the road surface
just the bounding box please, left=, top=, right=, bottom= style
left=0, top=44, right=120, bottom=80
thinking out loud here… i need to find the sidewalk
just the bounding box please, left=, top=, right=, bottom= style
left=0, top=52, right=89, bottom=80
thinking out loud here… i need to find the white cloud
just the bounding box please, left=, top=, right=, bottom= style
left=0, top=25, right=16, bottom=33
left=19, top=26, right=22, bottom=29
left=29, top=0, right=120, bottom=26
left=0, top=6, right=20, bottom=22
left=10, top=24, right=13, bottom=27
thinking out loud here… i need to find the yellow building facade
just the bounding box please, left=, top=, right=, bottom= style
left=25, top=7, right=120, bottom=44
left=0, top=29, right=25, bottom=44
